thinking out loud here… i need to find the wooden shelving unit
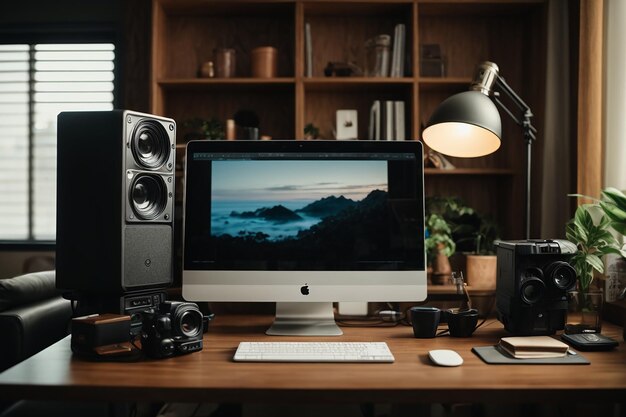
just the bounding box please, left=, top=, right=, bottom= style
left=152, top=0, right=548, bottom=240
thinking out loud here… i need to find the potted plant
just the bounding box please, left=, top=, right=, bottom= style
left=565, top=201, right=624, bottom=333
left=590, top=187, right=626, bottom=340
left=425, top=213, right=456, bottom=285
left=183, top=117, right=225, bottom=141
left=464, top=214, right=500, bottom=289
left=304, top=123, right=320, bottom=140
left=426, top=196, right=500, bottom=288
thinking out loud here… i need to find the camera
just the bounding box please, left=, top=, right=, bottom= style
left=496, top=239, right=577, bottom=335
left=141, top=301, right=204, bottom=358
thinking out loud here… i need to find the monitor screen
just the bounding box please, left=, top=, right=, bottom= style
left=182, top=140, right=426, bottom=335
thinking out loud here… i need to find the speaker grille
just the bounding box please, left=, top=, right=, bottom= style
left=124, top=225, right=172, bottom=289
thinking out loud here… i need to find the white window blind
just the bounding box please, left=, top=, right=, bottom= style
left=0, top=43, right=115, bottom=241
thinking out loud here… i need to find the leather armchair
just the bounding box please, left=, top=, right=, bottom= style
left=0, top=271, right=72, bottom=372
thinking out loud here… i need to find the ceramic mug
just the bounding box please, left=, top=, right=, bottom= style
left=446, top=308, right=479, bottom=338
left=410, top=306, right=441, bottom=338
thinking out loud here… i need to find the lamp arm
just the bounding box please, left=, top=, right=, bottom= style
left=493, top=74, right=537, bottom=142
left=493, top=73, right=536, bottom=239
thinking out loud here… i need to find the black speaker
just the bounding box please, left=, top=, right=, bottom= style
left=496, top=239, right=577, bottom=335
left=56, top=110, right=176, bottom=296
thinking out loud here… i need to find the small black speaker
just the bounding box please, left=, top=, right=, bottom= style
left=496, top=239, right=577, bottom=335
left=56, top=110, right=175, bottom=296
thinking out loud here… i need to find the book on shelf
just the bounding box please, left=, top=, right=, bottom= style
left=390, top=23, right=406, bottom=77
left=384, top=101, right=394, bottom=140
left=498, top=336, right=569, bottom=359
left=368, top=100, right=405, bottom=141
left=305, top=22, right=312, bottom=77
left=394, top=100, right=405, bottom=141
left=368, top=100, right=381, bottom=141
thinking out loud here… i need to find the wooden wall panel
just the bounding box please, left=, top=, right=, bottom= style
left=577, top=0, right=604, bottom=200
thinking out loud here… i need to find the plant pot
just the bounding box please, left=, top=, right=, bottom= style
left=565, top=290, right=603, bottom=334
left=431, top=245, right=452, bottom=285
left=465, top=255, right=497, bottom=289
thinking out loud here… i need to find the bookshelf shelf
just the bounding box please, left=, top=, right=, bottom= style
left=152, top=0, right=547, bottom=240
left=303, top=77, right=414, bottom=85
left=159, top=78, right=296, bottom=86
left=418, top=77, right=472, bottom=91
left=424, top=168, right=515, bottom=176
left=158, top=78, right=296, bottom=92
left=302, top=77, right=413, bottom=92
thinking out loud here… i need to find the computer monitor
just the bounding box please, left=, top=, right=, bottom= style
left=182, top=140, right=426, bottom=336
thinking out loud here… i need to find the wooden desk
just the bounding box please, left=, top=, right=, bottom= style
left=0, top=315, right=625, bottom=405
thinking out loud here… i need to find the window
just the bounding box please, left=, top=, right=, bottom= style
left=0, top=43, right=116, bottom=241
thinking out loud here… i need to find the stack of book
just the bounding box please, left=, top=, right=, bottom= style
left=368, top=100, right=405, bottom=141
left=498, top=336, right=569, bottom=359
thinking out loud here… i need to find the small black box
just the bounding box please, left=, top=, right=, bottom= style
left=561, top=333, right=619, bottom=351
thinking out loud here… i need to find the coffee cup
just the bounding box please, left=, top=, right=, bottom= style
left=446, top=308, right=479, bottom=338
left=409, top=306, right=441, bottom=338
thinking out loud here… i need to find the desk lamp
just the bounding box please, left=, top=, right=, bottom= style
left=422, top=61, right=537, bottom=239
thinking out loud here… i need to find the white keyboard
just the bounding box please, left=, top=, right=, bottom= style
left=233, top=341, right=395, bottom=363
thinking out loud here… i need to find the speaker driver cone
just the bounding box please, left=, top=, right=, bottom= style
left=520, top=268, right=546, bottom=304
left=131, top=174, right=167, bottom=220
left=131, top=119, right=170, bottom=169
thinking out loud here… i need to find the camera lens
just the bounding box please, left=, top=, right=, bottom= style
left=180, top=312, right=201, bottom=336
left=172, top=305, right=203, bottom=339
left=545, top=261, right=577, bottom=291
left=131, top=119, right=171, bottom=169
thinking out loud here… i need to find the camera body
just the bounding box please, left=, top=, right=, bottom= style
left=496, top=239, right=577, bottom=335
left=142, top=301, right=204, bottom=358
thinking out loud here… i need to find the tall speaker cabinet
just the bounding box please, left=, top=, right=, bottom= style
left=150, top=0, right=548, bottom=247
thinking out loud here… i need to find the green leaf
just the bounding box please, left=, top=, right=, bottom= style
left=610, top=222, right=626, bottom=237
left=575, top=205, right=598, bottom=237
left=567, top=217, right=583, bottom=239
left=565, top=221, right=579, bottom=241
left=568, top=193, right=599, bottom=203
left=585, top=254, right=604, bottom=274
left=600, top=201, right=626, bottom=222
left=602, top=187, right=626, bottom=210
left=598, top=213, right=612, bottom=229
left=602, top=246, right=626, bottom=257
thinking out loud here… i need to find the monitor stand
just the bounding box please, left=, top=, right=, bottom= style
left=266, top=302, right=343, bottom=336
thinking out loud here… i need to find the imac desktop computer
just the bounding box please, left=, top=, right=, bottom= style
left=182, top=140, right=426, bottom=336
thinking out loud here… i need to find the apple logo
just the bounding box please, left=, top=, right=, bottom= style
left=300, top=284, right=310, bottom=295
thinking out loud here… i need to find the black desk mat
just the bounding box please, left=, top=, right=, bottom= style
left=472, top=345, right=590, bottom=365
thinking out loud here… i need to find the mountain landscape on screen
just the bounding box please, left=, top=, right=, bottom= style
left=210, top=160, right=391, bottom=263
left=212, top=190, right=390, bottom=263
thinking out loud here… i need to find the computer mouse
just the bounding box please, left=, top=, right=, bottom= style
left=428, top=349, right=463, bottom=367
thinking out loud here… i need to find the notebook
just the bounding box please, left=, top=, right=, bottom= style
left=498, top=336, right=569, bottom=359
